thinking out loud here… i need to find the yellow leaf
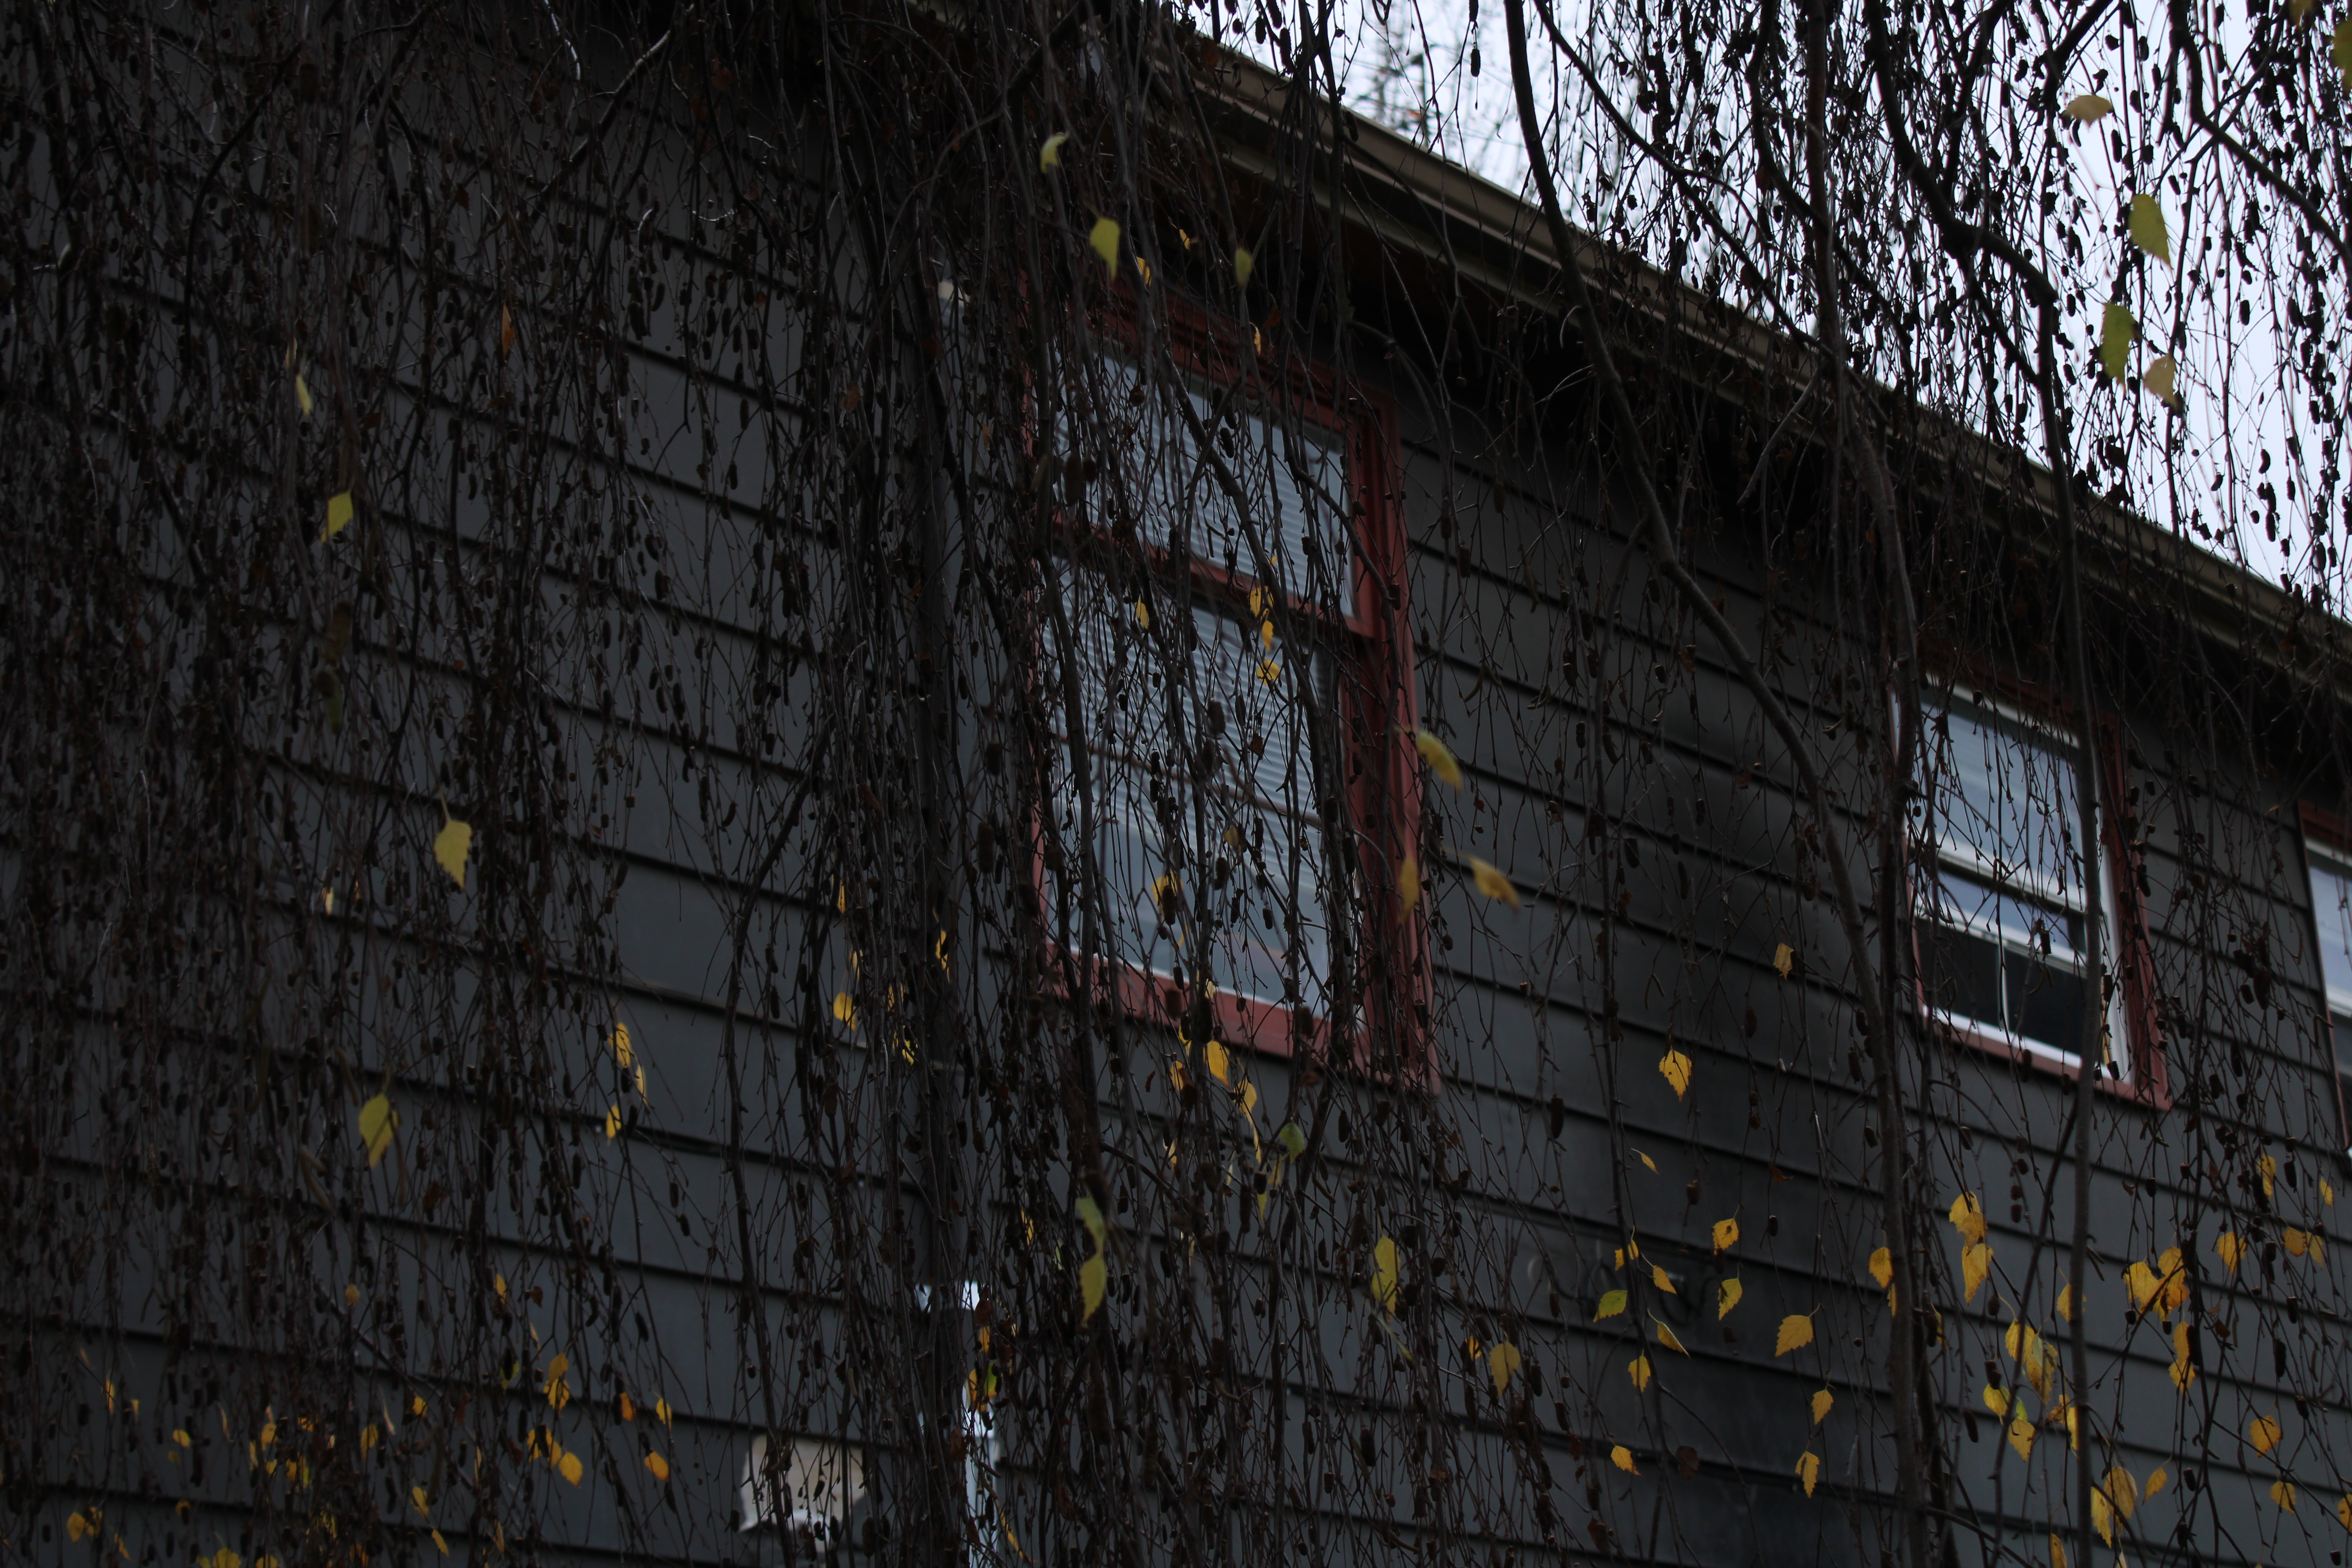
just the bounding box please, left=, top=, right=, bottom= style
left=1610, top=1445, right=1637, bottom=1474
left=2144, top=355, right=2179, bottom=408
left=1256, top=657, right=1282, bottom=684
left=2126, top=1260, right=2161, bottom=1311
left=832, top=992, right=857, bottom=1029
left=1131, top=597, right=1151, bottom=631
left=322, top=492, right=354, bottom=543
left=1982, top=1384, right=2011, bottom=1418
left=2009, top=1415, right=2036, bottom=1461
left=1088, top=216, right=1121, bottom=276
left=1869, top=1247, right=1892, bottom=1288
left=613, top=1022, right=633, bottom=1066
left=1650, top=1264, right=1676, bottom=1295
left=1635, top=1149, right=1657, bottom=1172
left=2146, top=1466, right=2167, bottom=1499
left=68, top=1512, right=93, bottom=1544
left=2103, top=1466, right=2139, bottom=1518
left=605, top=1105, right=621, bottom=1139
left=2092, top=1489, right=2115, bottom=1545
left=1717, top=1278, right=1743, bottom=1319
left=1234, top=247, right=1254, bottom=288
left=1629, top=1354, right=1653, bottom=1394
left=2158, top=1247, right=2189, bottom=1311
left=1962, top=1242, right=1991, bottom=1304
left=1488, top=1341, right=1522, bottom=1396
left=1205, top=1040, right=1230, bottom=1084
left=2250, top=1414, right=2282, bottom=1454
left=1412, top=729, right=1463, bottom=787
left=655, top=1397, right=672, bottom=1425
left=2063, top=94, right=2114, bottom=122
left=2283, top=1226, right=2310, bottom=1258
left=1713, top=1218, right=1739, bottom=1254
left=412, top=1486, right=430, bottom=1516
left=2216, top=1231, right=2245, bottom=1276
left=500, top=304, right=517, bottom=357
left=2129, top=194, right=2171, bottom=264
left=358, top=1095, right=397, bottom=1169
left=1773, top=942, right=1794, bottom=978
left=1595, top=1288, right=1628, bottom=1320
left=1399, top=852, right=1420, bottom=913
left=646, top=1450, right=671, bottom=1481
left=432, top=815, right=472, bottom=888
left=1079, top=1251, right=1107, bottom=1321
left=2049, top=1534, right=2068, bottom=1568
left=2338, top=1493, right=2352, bottom=1528
left=558, top=1449, right=583, bottom=1486
left=1659, top=1049, right=1693, bottom=1099
left=1948, top=1192, right=1988, bottom=1245
left=1811, top=1388, right=1833, bottom=1425
left=619, top=1393, right=635, bottom=1421
left=432, top=1532, right=448, bottom=1556
left=1775, top=1314, right=1814, bottom=1356
left=2324, top=1178, right=2336, bottom=1206
left=1039, top=131, right=1069, bottom=171
left=2274, top=1479, right=2299, bottom=1512
left=1796, top=1451, right=1821, bottom=1497
left=2099, top=302, right=2136, bottom=381
left=295, top=373, right=315, bottom=418
left=1372, top=1235, right=1400, bottom=1314
left=1470, top=858, right=1520, bottom=908
left=2056, top=1285, right=2074, bottom=1323
left=1259, top=619, right=1276, bottom=650
left=346, top=1282, right=361, bottom=1307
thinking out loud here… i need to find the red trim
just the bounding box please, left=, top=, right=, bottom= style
left=1022, top=292, right=1429, bottom=1076
left=1905, top=659, right=2168, bottom=1103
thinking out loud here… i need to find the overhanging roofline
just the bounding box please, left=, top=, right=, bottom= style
left=1192, top=47, right=2352, bottom=708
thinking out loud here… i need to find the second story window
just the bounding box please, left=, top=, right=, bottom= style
left=1914, top=691, right=2126, bottom=1073
left=2301, top=834, right=2352, bottom=1152
left=1037, top=342, right=1416, bottom=1057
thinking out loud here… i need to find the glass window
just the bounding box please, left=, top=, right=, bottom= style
left=2304, top=848, right=2352, bottom=1152
left=1083, top=356, right=1349, bottom=606
left=1915, top=695, right=2120, bottom=1070
left=1042, top=356, right=1361, bottom=1027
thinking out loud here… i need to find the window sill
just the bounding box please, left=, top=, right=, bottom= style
left=1934, top=1016, right=2173, bottom=1111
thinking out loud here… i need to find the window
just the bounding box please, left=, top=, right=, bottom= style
left=1038, top=344, right=1414, bottom=1056
left=2301, top=828, right=2352, bottom=1154
left=1914, top=691, right=2129, bottom=1073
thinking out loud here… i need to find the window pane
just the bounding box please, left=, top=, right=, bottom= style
left=1922, top=920, right=2004, bottom=1036
left=1082, top=358, right=1348, bottom=607
left=1928, top=702, right=2083, bottom=903
left=2311, top=859, right=2352, bottom=1006
left=1046, top=576, right=1331, bottom=1014
left=2006, top=948, right=2087, bottom=1061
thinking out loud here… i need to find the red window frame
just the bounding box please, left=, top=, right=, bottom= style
left=1904, top=658, right=2169, bottom=1105
left=2294, top=801, right=2352, bottom=1152
left=1022, top=299, right=1426, bottom=1071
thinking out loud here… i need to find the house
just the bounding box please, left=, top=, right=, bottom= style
left=6, top=8, right=2349, bottom=1568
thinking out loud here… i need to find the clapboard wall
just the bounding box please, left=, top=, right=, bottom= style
left=11, top=14, right=2352, bottom=1568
